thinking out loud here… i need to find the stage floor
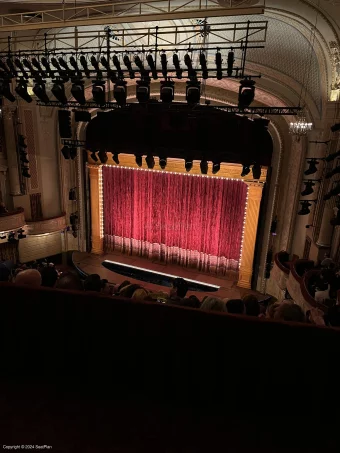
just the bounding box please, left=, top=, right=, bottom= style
left=73, top=251, right=262, bottom=300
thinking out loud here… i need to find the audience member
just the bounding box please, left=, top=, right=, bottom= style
left=84, top=274, right=102, bottom=292
left=226, top=299, right=245, bottom=315
left=131, top=288, right=149, bottom=301
left=273, top=301, right=305, bottom=323
left=40, top=266, right=59, bottom=288
left=201, top=296, right=226, bottom=313
left=170, top=277, right=188, bottom=299
left=315, top=284, right=330, bottom=303
left=56, top=272, right=83, bottom=291
left=15, top=269, right=42, bottom=287
left=321, top=253, right=334, bottom=268
left=243, top=295, right=260, bottom=317
left=119, top=283, right=143, bottom=298
left=113, top=280, right=131, bottom=294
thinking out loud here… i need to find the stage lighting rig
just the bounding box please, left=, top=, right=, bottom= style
left=160, top=53, right=167, bottom=78
left=14, top=59, right=28, bottom=79
left=15, top=79, right=32, bottom=103
left=241, top=165, right=251, bottom=177
left=160, top=80, right=174, bottom=103
left=147, top=54, right=158, bottom=80
left=23, top=58, right=35, bottom=76
left=100, top=56, right=116, bottom=79
left=215, top=51, right=223, bottom=80
left=185, top=159, right=193, bottom=172
left=18, top=228, right=26, bottom=239
left=134, top=55, right=144, bottom=72
left=98, top=150, right=108, bottom=164
left=0, top=78, right=15, bottom=102
left=298, top=200, right=316, bottom=216
left=172, top=53, right=182, bottom=79
left=0, top=60, right=11, bottom=75
left=90, top=56, right=102, bottom=78
left=6, top=58, right=17, bottom=77
left=199, top=53, right=208, bottom=79
left=159, top=156, right=167, bottom=169
left=58, top=57, right=71, bottom=72
left=113, top=55, right=124, bottom=79
left=301, top=180, right=320, bottom=196
left=136, top=79, right=150, bottom=103
left=41, top=57, right=53, bottom=78
left=52, top=80, right=67, bottom=104
left=31, top=58, right=46, bottom=77
left=51, top=57, right=62, bottom=73
left=33, top=79, right=49, bottom=103
left=145, top=154, right=155, bottom=169
left=122, top=55, right=134, bottom=79
left=90, top=151, right=98, bottom=162
left=238, top=78, right=255, bottom=109
left=184, top=53, right=195, bottom=78
left=79, top=55, right=91, bottom=78
left=252, top=163, right=261, bottom=180
left=212, top=161, right=220, bottom=174
left=200, top=159, right=208, bottom=175
left=69, top=56, right=81, bottom=77
left=92, top=80, right=106, bottom=106
left=71, top=78, right=86, bottom=105
left=186, top=80, right=201, bottom=104
left=304, top=158, right=320, bottom=176
left=227, top=50, right=235, bottom=77
left=112, top=153, right=120, bottom=165
left=114, top=80, right=127, bottom=106
left=135, top=154, right=143, bottom=167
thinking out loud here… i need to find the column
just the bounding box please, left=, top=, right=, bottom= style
left=0, top=166, right=7, bottom=203
left=88, top=164, right=104, bottom=254
left=238, top=183, right=263, bottom=289
left=2, top=107, right=21, bottom=196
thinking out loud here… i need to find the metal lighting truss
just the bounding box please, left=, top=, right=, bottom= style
left=0, top=0, right=265, bottom=33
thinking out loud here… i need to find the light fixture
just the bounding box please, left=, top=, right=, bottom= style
left=51, top=57, right=62, bottom=73
left=8, top=232, right=17, bottom=244
left=58, top=57, right=71, bottom=72
left=41, top=57, right=52, bottom=76
left=212, top=161, right=220, bottom=174
left=185, top=159, right=193, bottom=172
left=241, top=165, right=250, bottom=177
left=69, top=56, right=80, bottom=75
left=15, top=79, right=32, bottom=103
left=289, top=110, right=313, bottom=136
left=52, top=80, right=67, bottom=104
left=17, top=228, right=26, bottom=239
left=79, top=55, right=91, bottom=78
left=135, top=155, right=143, bottom=167
left=145, top=154, right=155, bottom=169
left=159, top=156, right=167, bottom=169
left=252, top=164, right=261, bottom=180
left=71, top=78, right=85, bottom=105
left=172, top=53, right=182, bottom=79
left=238, top=79, right=255, bottom=109
left=301, top=181, right=315, bottom=196
left=14, top=59, right=28, bottom=79
left=304, top=159, right=319, bottom=175
left=33, top=79, right=49, bottom=103
left=136, top=79, right=150, bottom=103
left=199, top=53, right=208, bottom=79
left=69, top=147, right=77, bottom=160
left=114, top=80, right=127, bottom=106
left=90, top=151, right=98, bottom=162
left=200, top=160, right=208, bottom=174
left=184, top=53, right=195, bottom=79
left=326, top=166, right=340, bottom=179
left=215, top=51, right=222, bottom=80
left=90, top=56, right=102, bottom=77
left=324, top=183, right=340, bottom=200
left=227, top=50, right=234, bottom=77
left=186, top=81, right=201, bottom=104
left=98, top=150, right=108, bottom=164
left=0, top=78, right=15, bottom=102
left=298, top=201, right=312, bottom=216
left=134, top=55, right=144, bottom=72
left=325, top=150, right=340, bottom=162
left=92, top=80, right=106, bottom=105
left=22, top=166, right=31, bottom=178
left=123, top=55, right=135, bottom=79
left=160, top=53, right=167, bottom=78
left=160, top=80, right=174, bottom=103
left=112, top=153, right=120, bottom=165
left=147, top=54, right=158, bottom=80
left=112, top=55, right=124, bottom=79
left=331, top=123, right=340, bottom=133
left=61, top=145, right=70, bottom=159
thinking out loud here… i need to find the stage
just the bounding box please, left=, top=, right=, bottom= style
left=73, top=251, right=262, bottom=300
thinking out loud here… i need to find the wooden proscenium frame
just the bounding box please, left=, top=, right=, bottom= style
left=87, top=154, right=266, bottom=289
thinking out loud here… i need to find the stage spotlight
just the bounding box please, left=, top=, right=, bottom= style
left=6, top=58, right=17, bottom=77
left=15, top=79, right=32, bottom=103
left=79, top=55, right=91, bottom=78
left=212, top=161, right=220, bottom=174
left=184, top=53, right=195, bottom=78
left=51, top=57, right=62, bottom=73
left=112, top=153, right=120, bottom=165
left=52, top=80, right=67, bottom=104
left=71, top=79, right=85, bottom=105
left=113, top=55, right=124, bottom=79
left=161, top=53, right=167, bottom=78
left=185, top=159, right=193, bottom=172
left=241, top=165, right=250, bottom=177
left=14, top=59, right=28, bottom=79
left=90, top=151, right=98, bottom=162
left=159, top=156, right=167, bottom=169
left=31, top=57, right=46, bottom=77
left=33, top=80, right=49, bottom=103
left=199, top=53, right=208, bottom=79
left=172, top=53, right=182, bottom=79
left=227, top=50, right=235, bottom=77
left=325, top=150, right=340, bottom=162
left=8, top=232, right=18, bottom=244
left=134, top=55, right=144, bottom=72
left=252, top=164, right=261, bottom=180
left=0, top=60, right=11, bottom=75
left=69, top=56, right=81, bottom=76
left=331, top=123, right=340, bottom=133
left=298, top=201, right=312, bottom=216
left=160, top=80, right=174, bottom=103
left=135, top=155, right=143, bottom=167
left=98, top=150, right=108, bottom=164
left=17, top=228, right=26, bottom=239
left=145, top=154, right=155, bottom=169
left=0, top=78, right=15, bottom=102
left=61, top=145, right=71, bottom=159
left=136, top=79, right=150, bottom=103
left=200, top=160, right=208, bottom=175
left=22, top=58, right=35, bottom=75
left=41, top=57, right=52, bottom=76
left=186, top=80, right=201, bottom=104
left=301, top=181, right=315, bottom=196
left=147, top=54, right=158, bottom=80
left=114, top=80, right=127, bottom=106
left=215, top=51, right=222, bottom=80
left=22, top=166, right=31, bottom=178
left=92, top=80, right=106, bottom=106
left=58, top=57, right=71, bottom=72
left=90, top=55, right=102, bottom=78
left=304, top=159, right=319, bottom=175
left=123, top=55, right=135, bottom=79
left=238, top=79, right=255, bottom=109
left=326, top=166, right=340, bottom=179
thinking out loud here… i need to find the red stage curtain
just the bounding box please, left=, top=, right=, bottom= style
left=103, top=166, right=248, bottom=274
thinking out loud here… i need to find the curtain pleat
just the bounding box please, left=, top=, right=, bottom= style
left=103, top=166, right=247, bottom=274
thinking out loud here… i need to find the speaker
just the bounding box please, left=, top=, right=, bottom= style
left=58, top=110, right=72, bottom=138
left=75, top=110, right=91, bottom=122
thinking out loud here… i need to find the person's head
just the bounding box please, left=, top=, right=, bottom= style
left=40, top=266, right=59, bottom=288
left=273, top=302, right=305, bottom=323
left=56, top=272, right=83, bottom=291
left=15, top=269, right=42, bottom=287
left=119, top=284, right=142, bottom=298
left=170, top=277, right=189, bottom=298
left=226, top=299, right=245, bottom=315
left=243, top=295, right=260, bottom=317
left=117, top=280, right=130, bottom=292
left=182, top=295, right=201, bottom=309
left=131, top=288, right=149, bottom=301
left=201, top=296, right=226, bottom=313
left=84, top=274, right=102, bottom=292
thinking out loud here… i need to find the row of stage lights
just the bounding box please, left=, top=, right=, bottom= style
left=0, top=228, right=26, bottom=242
left=0, top=52, right=256, bottom=108
left=88, top=150, right=262, bottom=178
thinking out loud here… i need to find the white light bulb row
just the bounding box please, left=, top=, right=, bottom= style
left=239, top=190, right=249, bottom=269
left=98, top=166, right=105, bottom=239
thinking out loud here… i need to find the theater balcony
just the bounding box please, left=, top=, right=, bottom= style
left=0, top=207, right=25, bottom=233
left=26, top=213, right=66, bottom=235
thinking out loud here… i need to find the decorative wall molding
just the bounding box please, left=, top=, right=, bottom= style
left=26, top=214, right=66, bottom=235
left=0, top=208, right=25, bottom=232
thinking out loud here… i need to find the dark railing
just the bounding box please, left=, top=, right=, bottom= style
left=290, top=259, right=314, bottom=282
left=274, top=250, right=290, bottom=274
